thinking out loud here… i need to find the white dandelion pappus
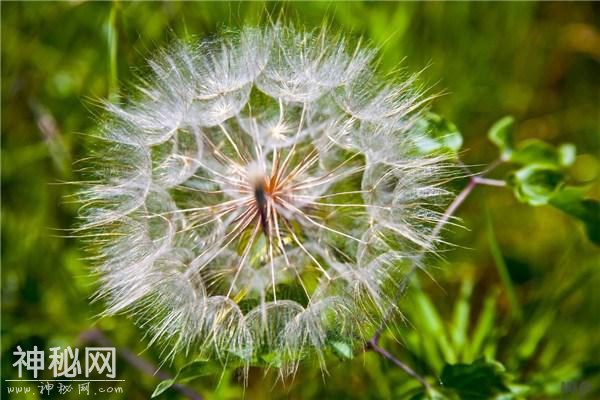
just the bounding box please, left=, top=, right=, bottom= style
left=78, top=25, right=455, bottom=374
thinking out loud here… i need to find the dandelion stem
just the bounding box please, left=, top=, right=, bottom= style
left=472, top=176, right=506, bottom=187
left=366, top=338, right=430, bottom=390
left=431, top=175, right=478, bottom=238
left=367, top=158, right=506, bottom=384
left=79, top=329, right=203, bottom=400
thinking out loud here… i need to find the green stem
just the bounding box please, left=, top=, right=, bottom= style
left=486, top=210, right=522, bottom=320
left=107, top=2, right=119, bottom=101
left=368, top=159, right=510, bottom=381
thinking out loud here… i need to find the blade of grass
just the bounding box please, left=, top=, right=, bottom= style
left=486, top=210, right=522, bottom=320
left=464, top=289, right=498, bottom=362
left=411, top=280, right=457, bottom=365
left=450, top=277, right=473, bottom=358
left=107, top=1, right=119, bottom=101
left=517, top=311, right=555, bottom=360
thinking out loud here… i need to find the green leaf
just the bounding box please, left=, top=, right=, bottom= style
left=177, top=359, right=224, bottom=382
left=508, top=165, right=565, bottom=206
left=487, top=116, right=515, bottom=159
left=550, top=187, right=600, bottom=245
left=487, top=116, right=577, bottom=169
left=508, top=167, right=599, bottom=245
left=415, top=112, right=463, bottom=156
left=152, top=378, right=176, bottom=398
left=558, top=143, right=576, bottom=167
left=509, top=139, right=576, bottom=168
left=440, top=358, right=511, bottom=400
left=260, top=352, right=283, bottom=368
left=330, top=340, right=354, bottom=360
left=151, top=359, right=225, bottom=398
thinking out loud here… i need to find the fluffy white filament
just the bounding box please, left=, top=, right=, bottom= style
left=78, top=25, right=454, bottom=374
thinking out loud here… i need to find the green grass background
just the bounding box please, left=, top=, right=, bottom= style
left=2, top=2, right=599, bottom=399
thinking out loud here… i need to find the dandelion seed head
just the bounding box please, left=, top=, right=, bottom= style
left=78, top=24, right=456, bottom=373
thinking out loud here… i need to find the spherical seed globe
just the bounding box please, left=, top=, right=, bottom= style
left=78, top=25, right=454, bottom=374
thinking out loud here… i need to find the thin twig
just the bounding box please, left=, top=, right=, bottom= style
left=366, top=338, right=430, bottom=390
left=79, top=329, right=203, bottom=400
left=366, top=159, right=505, bottom=384
left=431, top=177, right=478, bottom=239
left=472, top=176, right=506, bottom=187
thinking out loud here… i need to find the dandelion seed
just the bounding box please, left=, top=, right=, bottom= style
left=78, top=24, right=455, bottom=374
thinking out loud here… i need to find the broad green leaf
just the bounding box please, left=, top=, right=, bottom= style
left=415, top=112, right=463, bottom=156
left=509, top=139, right=576, bottom=168
left=440, top=358, right=511, bottom=400
left=508, top=165, right=565, bottom=206
left=549, top=187, right=600, bottom=245
left=509, top=168, right=599, bottom=244
left=487, top=116, right=515, bottom=159
left=330, top=340, right=354, bottom=360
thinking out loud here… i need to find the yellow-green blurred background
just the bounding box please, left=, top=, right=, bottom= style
left=2, top=2, right=599, bottom=399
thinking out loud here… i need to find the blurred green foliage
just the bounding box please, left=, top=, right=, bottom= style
left=2, top=2, right=599, bottom=399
